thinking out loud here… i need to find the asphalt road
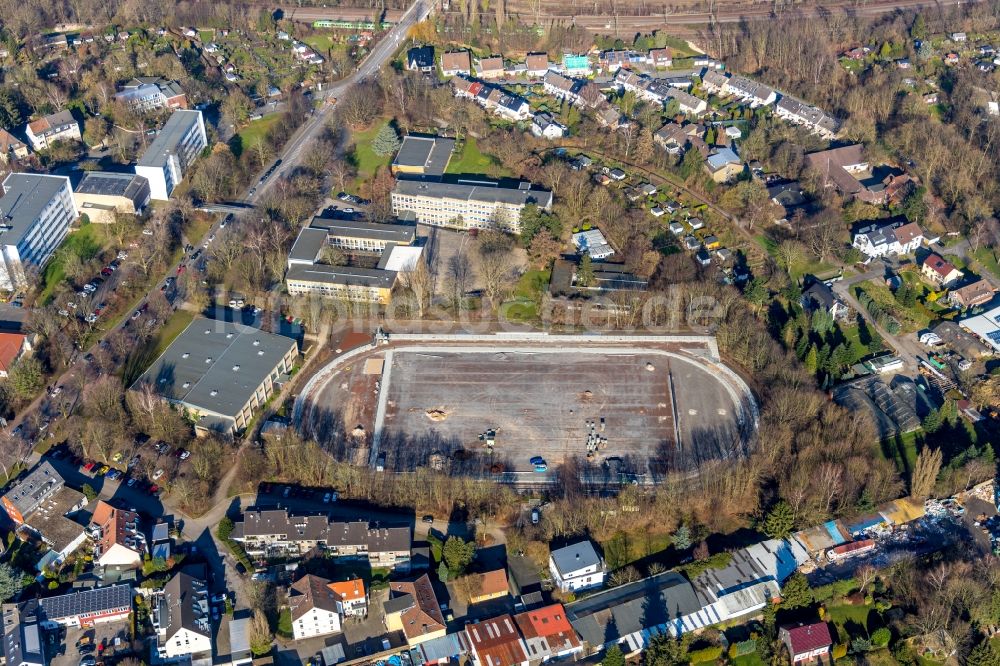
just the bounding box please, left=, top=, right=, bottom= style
left=246, top=0, right=431, bottom=202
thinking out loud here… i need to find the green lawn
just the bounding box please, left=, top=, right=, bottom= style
left=732, top=653, right=767, bottom=666
left=302, top=34, right=337, bottom=54
left=39, top=224, right=106, bottom=304
left=825, top=602, right=873, bottom=631
left=350, top=119, right=394, bottom=186
left=661, top=36, right=701, bottom=58
left=153, top=310, right=196, bottom=358
left=237, top=114, right=282, bottom=148
left=970, top=246, right=1000, bottom=280
left=446, top=137, right=508, bottom=176
left=856, top=279, right=931, bottom=333
left=199, top=30, right=214, bottom=42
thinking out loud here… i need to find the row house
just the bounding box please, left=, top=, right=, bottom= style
left=232, top=509, right=412, bottom=571
left=774, top=96, right=840, bottom=139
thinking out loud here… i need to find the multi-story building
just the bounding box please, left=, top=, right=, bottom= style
left=153, top=569, right=213, bottom=659
left=114, top=77, right=187, bottom=113
left=309, top=217, right=416, bottom=253
left=852, top=219, right=925, bottom=258
left=73, top=171, right=151, bottom=224
left=88, top=500, right=146, bottom=568
left=328, top=579, right=368, bottom=617
left=231, top=509, right=412, bottom=571
left=25, top=111, right=80, bottom=150
left=0, top=173, right=77, bottom=290
left=135, top=110, right=207, bottom=200
left=132, top=318, right=298, bottom=435
left=391, top=180, right=552, bottom=233
left=284, top=218, right=423, bottom=304
left=288, top=574, right=342, bottom=640
left=385, top=575, right=446, bottom=646
left=2, top=604, right=45, bottom=666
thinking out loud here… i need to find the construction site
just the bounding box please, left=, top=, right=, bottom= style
left=295, top=333, right=758, bottom=486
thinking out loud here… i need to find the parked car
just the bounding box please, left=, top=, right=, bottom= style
left=422, top=515, right=434, bottom=524
left=531, top=507, right=540, bottom=524
left=152, top=469, right=164, bottom=480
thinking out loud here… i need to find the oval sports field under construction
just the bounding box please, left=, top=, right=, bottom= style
left=294, top=332, right=758, bottom=486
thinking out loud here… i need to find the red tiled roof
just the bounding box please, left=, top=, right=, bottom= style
left=785, top=622, right=833, bottom=655
left=388, top=574, right=445, bottom=640
left=514, top=603, right=579, bottom=644
left=328, top=578, right=365, bottom=602
left=0, top=333, right=25, bottom=373
left=924, top=253, right=957, bottom=279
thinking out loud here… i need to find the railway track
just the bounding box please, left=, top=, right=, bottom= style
left=279, top=0, right=968, bottom=34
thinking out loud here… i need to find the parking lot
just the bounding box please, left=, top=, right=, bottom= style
left=47, top=619, right=130, bottom=666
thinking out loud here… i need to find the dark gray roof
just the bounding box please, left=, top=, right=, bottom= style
left=407, top=45, right=434, bottom=69
left=161, top=570, right=210, bottom=644
left=550, top=541, right=600, bottom=576
left=394, top=179, right=552, bottom=209
left=288, top=227, right=329, bottom=263
left=234, top=509, right=411, bottom=554
left=38, top=584, right=131, bottom=622
left=0, top=174, right=72, bottom=249
left=566, top=572, right=701, bottom=648
left=286, top=264, right=397, bottom=289
left=392, top=136, right=455, bottom=177
left=134, top=318, right=297, bottom=421
left=136, top=110, right=203, bottom=168
left=802, top=282, right=836, bottom=311
left=383, top=592, right=415, bottom=614
left=1, top=461, right=64, bottom=520
left=75, top=171, right=149, bottom=201
left=3, top=604, right=44, bottom=666
left=309, top=218, right=416, bottom=244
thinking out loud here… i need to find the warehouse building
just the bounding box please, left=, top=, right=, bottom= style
left=135, top=110, right=207, bottom=200
left=391, top=179, right=552, bottom=233
left=0, top=173, right=77, bottom=290
left=73, top=171, right=150, bottom=223
left=133, top=318, right=298, bottom=435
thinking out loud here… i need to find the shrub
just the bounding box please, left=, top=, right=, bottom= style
left=832, top=643, right=848, bottom=660
left=687, top=645, right=723, bottom=663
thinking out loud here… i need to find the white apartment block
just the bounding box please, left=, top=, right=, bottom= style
left=135, top=110, right=207, bottom=200
left=391, top=180, right=553, bottom=234
left=25, top=111, right=81, bottom=151
left=0, top=174, right=77, bottom=290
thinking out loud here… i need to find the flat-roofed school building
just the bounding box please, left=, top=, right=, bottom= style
left=391, top=180, right=552, bottom=234
left=133, top=318, right=298, bottom=435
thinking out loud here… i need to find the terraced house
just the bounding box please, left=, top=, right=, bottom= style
left=232, top=509, right=412, bottom=571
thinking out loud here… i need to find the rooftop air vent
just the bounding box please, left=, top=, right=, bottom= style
left=182, top=352, right=189, bottom=358
left=232, top=365, right=240, bottom=371
left=210, top=390, right=218, bottom=396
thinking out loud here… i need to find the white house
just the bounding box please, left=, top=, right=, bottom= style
left=722, top=75, right=777, bottom=106
left=288, top=574, right=342, bottom=640
left=852, top=220, right=925, bottom=259
left=329, top=579, right=368, bottom=617
left=549, top=541, right=605, bottom=592
left=25, top=111, right=80, bottom=151
left=154, top=570, right=213, bottom=660
left=774, top=96, right=840, bottom=139
left=531, top=113, right=566, bottom=139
